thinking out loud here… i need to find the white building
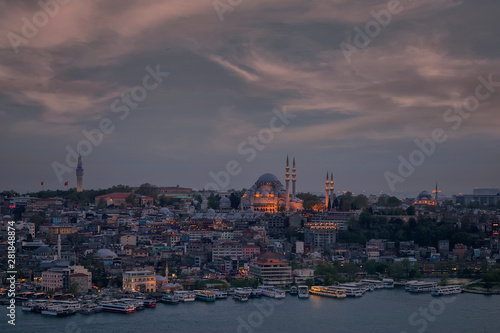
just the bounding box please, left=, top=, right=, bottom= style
left=123, top=270, right=156, bottom=293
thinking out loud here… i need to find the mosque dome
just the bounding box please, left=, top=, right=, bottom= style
left=35, top=246, right=53, bottom=256
left=257, top=173, right=280, bottom=183
left=220, top=197, right=231, bottom=203
left=96, top=249, right=117, bottom=259
left=418, top=191, right=432, bottom=200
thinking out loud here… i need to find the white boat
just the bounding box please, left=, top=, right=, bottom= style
left=309, top=286, right=346, bottom=298
left=336, top=284, right=366, bottom=296
left=404, top=280, right=420, bottom=291
left=297, top=285, right=309, bottom=298
left=161, top=294, right=179, bottom=304
left=174, top=291, right=196, bottom=302
left=120, top=299, right=145, bottom=310
left=431, top=285, right=462, bottom=296
left=407, top=282, right=438, bottom=293
left=257, top=286, right=286, bottom=299
left=233, top=289, right=249, bottom=302
left=382, top=278, right=394, bottom=288
left=101, top=301, right=136, bottom=313
left=210, top=290, right=228, bottom=299
left=41, top=305, right=77, bottom=317
left=360, top=279, right=384, bottom=289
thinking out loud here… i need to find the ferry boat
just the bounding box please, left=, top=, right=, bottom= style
left=161, top=294, right=179, bottom=304
left=22, top=300, right=48, bottom=312
left=41, top=305, right=77, bottom=317
left=233, top=289, right=249, bottom=302
left=431, top=285, right=462, bottom=296
left=250, top=289, right=262, bottom=298
left=309, top=286, right=346, bottom=298
left=210, top=290, right=228, bottom=299
left=297, top=285, right=310, bottom=298
left=101, top=301, right=136, bottom=314
left=404, top=280, right=420, bottom=291
left=360, top=279, right=384, bottom=289
left=336, top=283, right=366, bottom=296
left=407, top=282, right=438, bottom=293
left=120, top=299, right=145, bottom=310
left=194, top=290, right=216, bottom=302
left=289, top=286, right=298, bottom=296
left=382, top=278, right=395, bottom=288
left=143, top=299, right=156, bottom=308
left=258, top=286, right=286, bottom=299
left=174, top=291, right=196, bottom=302
left=78, top=303, right=102, bottom=315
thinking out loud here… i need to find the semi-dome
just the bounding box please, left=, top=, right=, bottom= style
left=257, top=173, right=280, bottom=183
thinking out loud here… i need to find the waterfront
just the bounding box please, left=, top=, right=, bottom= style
left=2, top=289, right=499, bottom=333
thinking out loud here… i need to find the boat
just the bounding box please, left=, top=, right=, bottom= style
left=359, top=279, right=384, bottom=289
left=289, top=286, right=298, bottom=296
left=78, top=303, right=102, bottom=315
left=233, top=289, right=249, bottom=302
left=194, top=290, right=216, bottom=302
left=407, top=282, right=438, bottom=293
left=210, top=289, right=228, bottom=299
left=101, top=301, right=136, bottom=313
left=120, top=299, right=145, bottom=310
left=382, top=278, right=395, bottom=288
left=143, top=299, right=156, bottom=308
left=161, top=294, right=179, bottom=304
left=404, top=280, right=420, bottom=291
left=41, top=305, right=77, bottom=317
left=250, top=289, right=262, bottom=298
left=174, top=291, right=196, bottom=302
left=258, top=286, right=286, bottom=299
left=297, top=285, right=310, bottom=298
left=335, top=284, right=365, bottom=296
left=431, top=285, right=462, bottom=296
left=309, top=286, right=347, bottom=298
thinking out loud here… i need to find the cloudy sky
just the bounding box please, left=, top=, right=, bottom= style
left=1, top=0, right=499, bottom=197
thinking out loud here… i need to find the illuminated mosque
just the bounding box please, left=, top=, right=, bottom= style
left=240, top=156, right=303, bottom=212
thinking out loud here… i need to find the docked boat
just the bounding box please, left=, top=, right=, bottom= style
left=250, top=288, right=262, bottom=298
left=309, top=286, right=347, bottom=298
left=336, top=284, right=366, bottom=296
left=258, top=286, right=286, bottom=299
left=120, top=299, right=145, bottom=310
left=233, top=289, right=249, bottom=302
left=194, top=290, right=216, bottom=302
left=78, top=303, right=102, bottom=315
left=210, top=290, right=228, bottom=299
left=407, top=282, right=438, bottom=293
left=289, top=286, right=298, bottom=296
left=404, top=280, right=420, bottom=291
left=359, top=279, right=384, bottom=289
left=382, top=278, right=395, bottom=288
left=297, top=285, right=310, bottom=298
left=431, top=285, right=462, bottom=296
left=41, top=305, right=76, bottom=317
left=101, top=301, right=136, bottom=313
left=174, top=291, right=196, bottom=302
left=143, top=299, right=156, bottom=308
left=161, top=294, right=180, bottom=304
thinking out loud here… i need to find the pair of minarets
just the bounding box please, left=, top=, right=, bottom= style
left=285, top=156, right=296, bottom=211
left=325, top=172, right=334, bottom=210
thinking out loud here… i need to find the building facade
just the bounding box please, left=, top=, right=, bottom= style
left=122, top=270, right=156, bottom=293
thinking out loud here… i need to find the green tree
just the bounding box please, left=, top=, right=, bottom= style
left=296, top=193, right=323, bottom=210
left=406, top=206, right=416, bottom=215
left=97, top=198, right=107, bottom=209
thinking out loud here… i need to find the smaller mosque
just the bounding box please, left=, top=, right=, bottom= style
left=414, top=190, right=437, bottom=208
left=240, top=157, right=302, bottom=212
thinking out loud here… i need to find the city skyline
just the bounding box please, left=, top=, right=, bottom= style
left=1, top=1, right=500, bottom=196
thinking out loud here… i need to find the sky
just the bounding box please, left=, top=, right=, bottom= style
left=1, top=0, right=499, bottom=198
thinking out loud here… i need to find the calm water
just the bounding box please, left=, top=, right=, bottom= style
left=2, top=289, right=499, bottom=333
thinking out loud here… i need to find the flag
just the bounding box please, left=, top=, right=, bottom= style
left=41, top=181, right=44, bottom=186
left=64, top=181, right=68, bottom=186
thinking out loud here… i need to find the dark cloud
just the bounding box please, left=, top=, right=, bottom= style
left=0, top=0, right=498, bottom=197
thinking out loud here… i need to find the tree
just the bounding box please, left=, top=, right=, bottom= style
left=97, top=198, right=107, bottom=209
left=406, top=206, right=416, bottom=215
left=135, top=183, right=158, bottom=199
left=353, top=194, right=369, bottom=210
left=296, top=193, right=323, bottom=210
left=440, top=275, right=448, bottom=286
left=69, top=281, right=79, bottom=295
left=387, top=196, right=401, bottom=207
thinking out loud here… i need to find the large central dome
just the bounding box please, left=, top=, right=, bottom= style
left=256, top=173, right=280, bottom=183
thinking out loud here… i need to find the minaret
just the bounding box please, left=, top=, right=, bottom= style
left=329, top=172, right=334, bottom=208
left=325, top=172, right=329, bottom=211
left=433, top=182, right=441, bottom=207
left=76, top=155, right=84, bottom=192
left=285, top=156, right=290, bottom=211
left=292, top=157, right=296, bottom=198
left=57, top=233, right=61, bottom=259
